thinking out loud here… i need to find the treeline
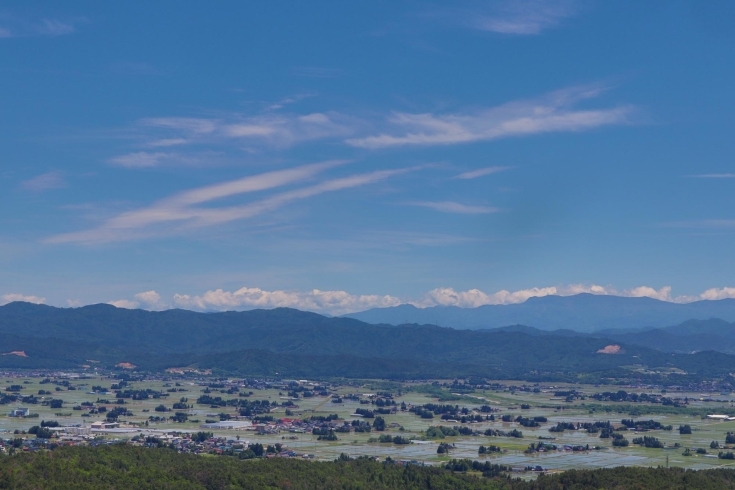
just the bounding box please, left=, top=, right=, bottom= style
left=514, top=467, right=735, bottom=490
left=0, top=445, right=501, bottom=490
left=5, top=445, right=735, bottom=489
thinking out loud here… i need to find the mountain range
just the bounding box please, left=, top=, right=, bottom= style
left=345, top=293, right=735, bottom=331
left=1, top=301, right=735, bottom=383
left=485, top=318, right=735, bottom=354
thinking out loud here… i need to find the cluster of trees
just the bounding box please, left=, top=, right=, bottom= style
left=590, top=390, right=681, bottom=406
left=478, top=445, right=502, bottom=455
left=632, top=436, right=664, bottom=449
left=484, top=429, right=523, bottom=438
left=611, top=433, right=629, bottom=447
left=7, top=445, right=735, bottom=489
left=27, top=426, right=54, bottom=439
left=444, top=459, right=511, bottom=477
left=426, top=426, right=460, bottom=439
left=375, top=435, right=410, bottom=445
left=515, top=416, right=546, bottom=428
left=621, top=419, right=673, bottom=431
left=425, top=425, right=479, bottom=439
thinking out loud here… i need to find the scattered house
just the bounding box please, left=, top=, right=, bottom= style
left=8, top=408, right=29, bottom=417
left=90, top=421, right=120, bottom=430
left=199, top=421, right=252, bottom=430
left=706, top=414, right=735, bottom=420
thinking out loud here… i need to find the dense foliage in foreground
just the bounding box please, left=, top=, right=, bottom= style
left=516, top=467, right=735, bottom=490
left=3, top=446, right=735, bottom=489
left=0, top=445, right=499, bottom=490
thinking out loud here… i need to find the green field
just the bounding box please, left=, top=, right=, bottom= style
left=4, top=373, right=735, bottom=472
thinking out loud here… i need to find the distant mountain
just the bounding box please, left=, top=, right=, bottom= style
left=601, top=318, right=735, bottom=354
left=1, top=301, right=735, bottom=383
left=345, top=294, right=735, bottom=332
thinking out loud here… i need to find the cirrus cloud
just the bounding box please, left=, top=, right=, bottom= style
left=346, top=86, right=633, bottom=149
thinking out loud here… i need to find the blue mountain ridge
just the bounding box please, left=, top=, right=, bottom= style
left=345, top=293, right=735, bottom=332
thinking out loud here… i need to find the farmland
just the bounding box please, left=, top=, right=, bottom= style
left=4, top=372, right=735, bottom=473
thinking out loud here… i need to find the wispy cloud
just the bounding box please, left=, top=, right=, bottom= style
left=47, top=161, right=419, bottom=244
left=346, top=86, right=633, bottom=149
left=662, top=219, right=735, bottom=229
left=454, top=166, right=511, bottom=180
left=470, top=0, right=578, bottom=35
left=20, top=171, right=66, bottom=192
left=266, top=93, right=316, bottom=111
left=144, top=112, right=353, bottom=147
left=0, top=16, right=78, bottom=39
left=108, top=111, right=357, bottom=167
left=688, top=173, right=735, bottom=179
left=108, top=152, right=171, bottom=168
left=407, top=201, right=499, bottom=214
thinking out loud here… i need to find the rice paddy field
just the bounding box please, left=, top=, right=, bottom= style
left=3, top=372, right=735, bottom=473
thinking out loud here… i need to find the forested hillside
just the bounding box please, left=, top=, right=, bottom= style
left=1, top=302, right=735, bottom=382
left=2, top=445, right=735, bottom=489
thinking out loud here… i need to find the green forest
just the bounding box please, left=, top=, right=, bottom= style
left=1, top=445, right=735, bottom=489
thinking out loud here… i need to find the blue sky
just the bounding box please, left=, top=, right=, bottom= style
left=2, top=1, right=735, bottom=314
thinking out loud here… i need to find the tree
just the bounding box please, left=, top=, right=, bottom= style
left=437, top=443, right=453, bottom=454
left=373, top=416, right=386, bottom=431
left=249, top=443, right=264, bottom=457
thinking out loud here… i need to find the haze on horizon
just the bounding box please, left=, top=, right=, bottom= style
left=2, top=1, right=735, bottom=316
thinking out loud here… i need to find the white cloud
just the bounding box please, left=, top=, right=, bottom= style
left=133, top=290, right=166, bottom=310
left=66, top=299, right=82, bottom=307
left=347, top=86, right=631, bottom=149
left=20, top=171, right=66, bottom=192
left=624, top=286, right=672, bottom=302
left=408, top=201, right=499, bottom=214
left=108, top=299, right=139, bottom=309
left=173, top=287, right=402, bottom=316
left=73, top=283, right=735, bottom=316
left=699, top=287, right=735, bottom=301
left=419, top=286, right=564, bottom=307
left=472, top=0, right=578, bottom=35
left=415, top=284, right=735, bottom=308
left=47, top=161, right=417, bottom=244
left=107, top=290, right=165, bottom=311
left=0, top=293, right=46, bottom=305
left=454, top=166, right=511, bottom=180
